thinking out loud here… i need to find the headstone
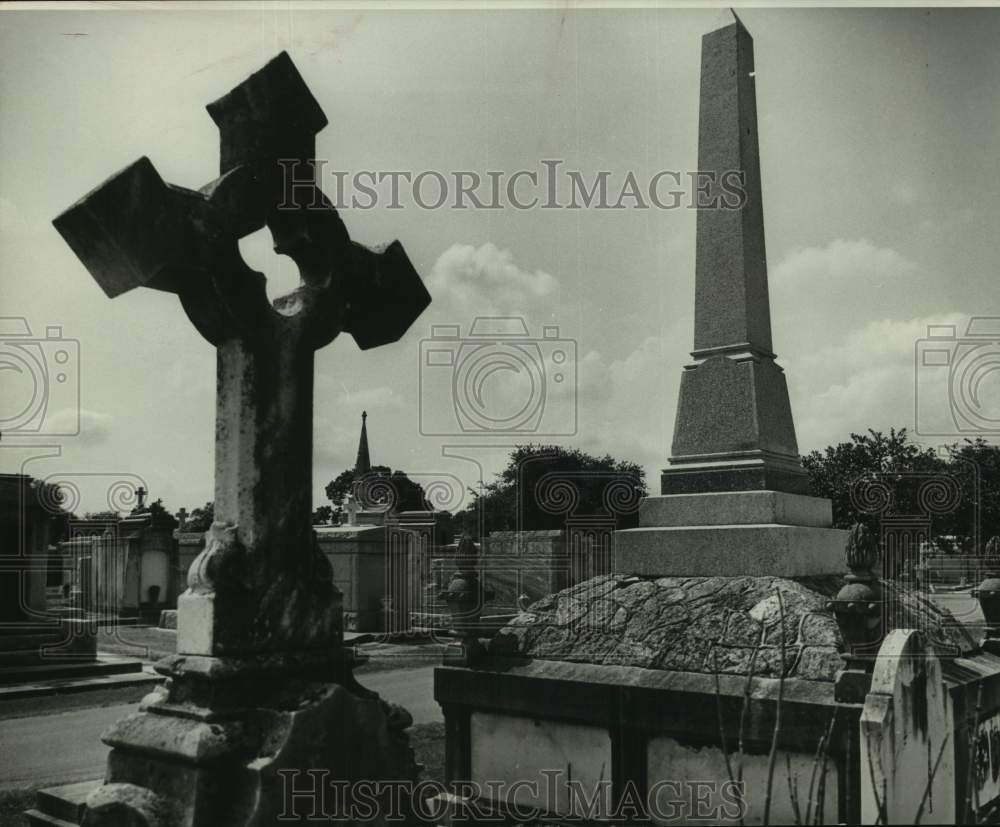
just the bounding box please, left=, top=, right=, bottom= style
left=615, top=13, right=847, bottom=577
left=53, top=51, right=430, bottom=826
left=860, top=629, right=955, bottom=824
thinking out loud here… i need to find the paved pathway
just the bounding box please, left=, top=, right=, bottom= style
left=0, top=665, right=439, bottom=792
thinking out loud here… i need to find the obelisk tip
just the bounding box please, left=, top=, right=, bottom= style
left=730, top=8, right=750, bottom=35
left=707, top=8, right=750, bottom=37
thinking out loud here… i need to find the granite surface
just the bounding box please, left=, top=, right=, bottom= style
left=492, top=573, right=978, bottom=683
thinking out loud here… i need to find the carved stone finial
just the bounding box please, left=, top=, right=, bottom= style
left=828, top=523, right=884, bottom=702
left=455, top=534, right=478, bottom=569
left=439, top=536, right=491, bottom=666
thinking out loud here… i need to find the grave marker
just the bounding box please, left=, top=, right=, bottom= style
left=54, top=52, right=430, bottom=826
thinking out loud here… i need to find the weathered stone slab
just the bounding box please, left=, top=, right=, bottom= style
left=614, top=524, right=848, bottom=577
left=470, top=711, right=612, bottom=819
left=861, top=630, right=956, bottom=824
left=639, top=489, right=833, bottom=528
left=495, top=573, right=845, bottom=680
left=494, top=572, right=976, bottom=677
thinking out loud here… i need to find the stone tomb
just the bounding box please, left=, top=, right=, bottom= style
left=58, top=504, right=178, bottom=622
left=437, top=569, right=1000, bottom=824
left=317, top=509, right=438, bottom=634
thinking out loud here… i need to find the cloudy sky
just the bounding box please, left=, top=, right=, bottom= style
left=1, top=2, right=998, bottom=516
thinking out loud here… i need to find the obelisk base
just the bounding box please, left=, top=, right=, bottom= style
left=615, top=490, right=848, bottom=577
left=661, top=453, right=811, bottom=495
left=666, top=352, right=810, bottom=495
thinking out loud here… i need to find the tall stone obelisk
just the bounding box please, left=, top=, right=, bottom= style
left=616, top=13, right=847, bottom=577
left=665, top=11, right=808, bottom=496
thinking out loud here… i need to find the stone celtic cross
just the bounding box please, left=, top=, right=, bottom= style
left=54, top=53, right=431, bottom=658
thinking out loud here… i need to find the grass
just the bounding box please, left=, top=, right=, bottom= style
left=0, top=788, right=36, bottom=827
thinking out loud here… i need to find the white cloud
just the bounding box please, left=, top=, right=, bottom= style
left=771, top=238, right=921, bottom=353
left=789, top=313, right=967, bottom=453
left=764, top=238, right=966, bottom=452
left=75, top=407, right=113, bottom=445
left=427, top=242, right=559, bottom=320
left=773, top=238, right=917, bottom=290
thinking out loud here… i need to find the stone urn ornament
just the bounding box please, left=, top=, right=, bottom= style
left=439, top=535, right=493, bottom=666
left=827, top=522, right=884, bottom=702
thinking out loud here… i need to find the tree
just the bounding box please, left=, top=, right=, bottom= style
left=312, top=504, right=333, bottom=525
left=144, top=498, right=179, bottom=531
left=452, top=444, right=647, bottom=538
left=946, top=437, right=1000, bottom=550
left=182, top=502, right=214, bottom=533
left=323, top=465, right=427, bottom=514
left=802, top=428, right=945, bottom=532
left=802, top=428, right=1000, bottom=554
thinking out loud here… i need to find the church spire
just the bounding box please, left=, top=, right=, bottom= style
left=354, top=411, right=371, bottom=475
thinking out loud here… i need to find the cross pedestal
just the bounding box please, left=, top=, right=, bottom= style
left=54, top=53, right=430, bottom=826
left=615, top=14, right=846, bottom=577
